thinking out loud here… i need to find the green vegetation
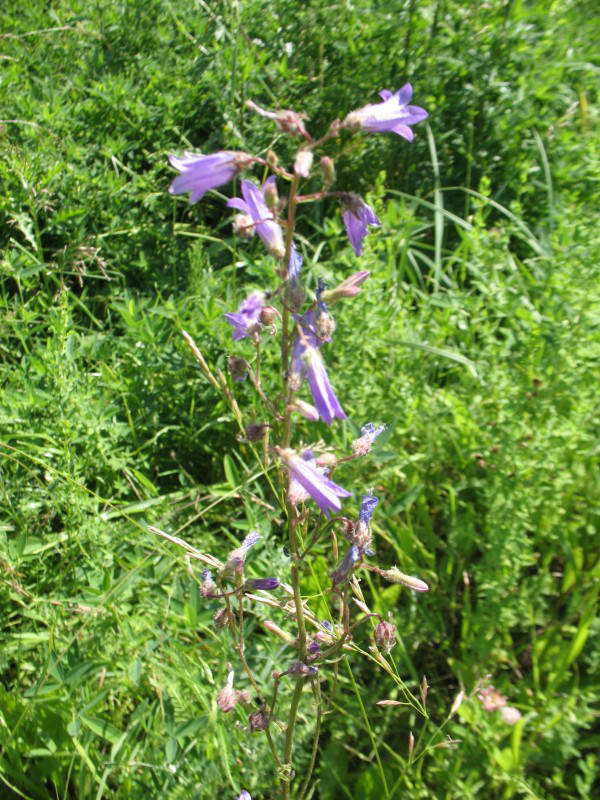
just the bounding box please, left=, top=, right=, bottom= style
left=1, top=1, right=599, bottom=798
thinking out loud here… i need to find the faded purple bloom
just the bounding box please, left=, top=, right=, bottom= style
left=223, top=291, right=264, bottom=341
left=236, top=793, right=252, bottom=800
left=358, top=492, right=379, bottom=525
left=243, top=577, right=280, bottom=591
left=217, top=668, right=237, bottom=712
left=169, top=151, right=252, bottom=203
left=225, top=531, right=261, bottom=572
left=352, top=422, right=386, bottom=456
left=227, top=178, right=285, bottom=259
left=201, top=569, right=217, bottom=598
left=342, top=84, right=428, bottom=141
left=294, top=148, right=314, bottom=177
left=278, top=447, right=351, bottom=516
left=248, top=708, right=269, bottom=732
left=341, top=194, right=381, bottom=256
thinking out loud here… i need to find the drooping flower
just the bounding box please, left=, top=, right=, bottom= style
left=341, top=193, right=381, bottom=256
left=168, top=151, right=252, bottom=203
left=342, top=84, right=428, bottom=140
left=301, top=346, right=347, bottom=425
left=223, top=291, right=264, bottom=341
left=278, top=447, right=351, bottom=516
left=331, top=544, right=361, bottom=586
left=287, top=660, right=319, bottom=678
left=227, top=178, right=285, bottom=259
left=289, top=312, right=346, bottom=425
left=224, top=531, right=261, bottom=572
left=201, top=569, right=217, bottom=598
left=352, top=422, right=386, bottom=456
left=288, top=399, right=320, bottom=421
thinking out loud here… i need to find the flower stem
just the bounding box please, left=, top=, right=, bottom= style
left=282, top=680, right=304, bottom=799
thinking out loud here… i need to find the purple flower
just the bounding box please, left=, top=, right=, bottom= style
left=168, top=151, right=252, bottom=203
left=289, top=312, right=346, bottom=425
left=278, top=447, right=351, bottom=516
left=236, top=792, right=252, bottom=800
left=341, top=194, right=380, bottom=256
left=243, top=577, right=280, bottom=591
left=342, top=84, right=428, bottom=140
left=223, top=291, right=264, bottom=341
left=227, top=178, right=285, bottom=259
left=302, top=346, right=347, bottom=425
left=320, top=270, right=370, bottom=304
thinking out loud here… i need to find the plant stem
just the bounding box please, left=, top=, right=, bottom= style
left=282, top=680, right=304, bottom=799
left=298, top=677, right=322, bottom=800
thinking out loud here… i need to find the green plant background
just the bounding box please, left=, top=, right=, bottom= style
left=1, top=0, right=599, bottom=798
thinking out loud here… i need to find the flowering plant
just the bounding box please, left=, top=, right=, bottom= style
left=155, top=86, right=430, bottom=798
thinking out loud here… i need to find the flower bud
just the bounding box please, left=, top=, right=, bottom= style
left=263, top=180, right=279, bottom=212
left=380, top=567, right=429, bottom=592
left=286, top=280, right=305, bottom=312
left=249, top=708, right=269, bottom=732
left=243, top=577, right=280, bottom=591
left=262, top=619, right=296, bottom=645
left=229, top=356, right=249, bottom=382
left=499, top=706, right=522, bottom=725
left=315, top=452, right=337, bottom=469
left=232, top=213, right=255, bottom=239
left=375, top=620, right=397, bottom=653
left=294, top=148, right=314, bottom=178
left=320, top=156, right=335, bottom=188
left=288, top=400, right=319, bottom=421
left=266, top=150, right=278, bottom=168
left=321, top=270, right=370, bottom=304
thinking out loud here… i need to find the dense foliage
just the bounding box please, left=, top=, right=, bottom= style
left=1, top=1, right=599, bottom=798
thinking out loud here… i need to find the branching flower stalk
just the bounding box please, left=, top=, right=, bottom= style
left=161, top=85, right=430, bottom=799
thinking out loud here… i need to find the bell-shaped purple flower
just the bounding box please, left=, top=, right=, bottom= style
left=301, top=346, right=347, bottom=425
left=169, top=151, right=252, bottom=203
left=342, top=84, right=428, bottom=141
left=331, top=544, right=361, bottom=586
left=223, top=291, right=264, bottom=341
left=225, top=531, right=261, bottom=572
left=341, top=194, right=380, bottom=256
left=278, top=447, right=351, bottom=516
left=289, top=312, right=346, bottom=425
left=227, top=178, right=285, bottom=259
